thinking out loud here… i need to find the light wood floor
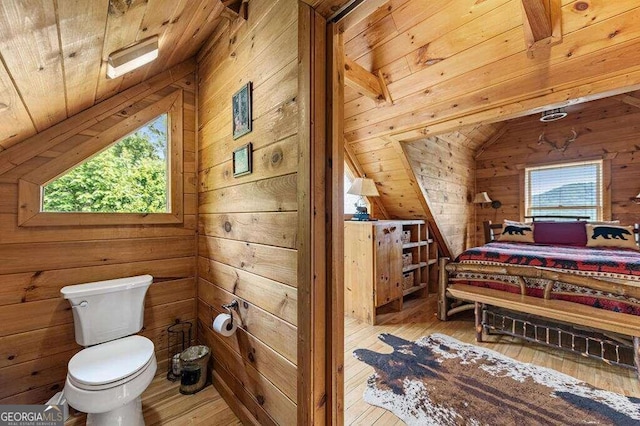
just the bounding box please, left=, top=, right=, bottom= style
left=344, top=295, right=640, bottom=425
left=66, top=375, right=241, bottom=425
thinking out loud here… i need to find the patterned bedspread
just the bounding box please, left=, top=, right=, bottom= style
left=452, top=242, right=640, bottom=315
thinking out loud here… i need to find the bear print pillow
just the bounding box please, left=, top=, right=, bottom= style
left=498, top=220, right=534, bottom=243
left=586, top=224, right=639, bottom=250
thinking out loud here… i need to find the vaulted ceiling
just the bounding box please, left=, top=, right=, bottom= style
left=340, top=0, right=640, bottom=256
left=0, top=0, right=228, bottom=152
left=0, top=0, right=353, bottom=153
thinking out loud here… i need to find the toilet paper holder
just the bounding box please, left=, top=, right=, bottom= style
left=222, top=300, right=239, bottom=328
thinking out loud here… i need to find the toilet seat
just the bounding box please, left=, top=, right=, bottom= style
left=68, top=335, right=154, bottom=390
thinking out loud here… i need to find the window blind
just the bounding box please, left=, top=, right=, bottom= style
left=525, top=160, right=603, bottom=220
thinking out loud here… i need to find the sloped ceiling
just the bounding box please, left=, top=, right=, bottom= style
left=0, top=0, right=352, bottom=153
left=0, top=0, right=226, bottom=151
left=404, top=123, right=505, bottom=256
left=341, top=0, right=640, bottom=256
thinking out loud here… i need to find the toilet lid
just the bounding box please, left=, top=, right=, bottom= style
left=68, top=335, right=154, bottom=386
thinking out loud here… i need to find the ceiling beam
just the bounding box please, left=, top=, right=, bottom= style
left=390, top=77, right=640, bottom=144
left=333, top=0, right=388, bottom=28
left=522, top=0, right=552, bottom=42
left=344, top=56, right=392, bottom=103
left=521, top=0, right=562, bottom=57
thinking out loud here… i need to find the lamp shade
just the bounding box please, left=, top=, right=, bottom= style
left=473, top=192, right=492, bottom=204
left=347, top=178, right=379, bottom=197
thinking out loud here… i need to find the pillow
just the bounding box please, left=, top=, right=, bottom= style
left=499, top=220, right=534, bottom=243
left=586, top=224, right=639, bottom=250
left=533, top=221, right=587, bottom=246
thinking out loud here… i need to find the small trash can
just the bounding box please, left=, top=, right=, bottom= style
left=179, top=345, right=210, bottom=395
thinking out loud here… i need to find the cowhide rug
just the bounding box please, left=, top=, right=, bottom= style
left=354, top=333, right=640, bottom=425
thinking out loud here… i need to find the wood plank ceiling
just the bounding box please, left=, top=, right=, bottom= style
left=0, top=0, right=351, bottom=153
left=0, top=0, right=226, bottom=151
left=341, top=0, right=640, bottom=256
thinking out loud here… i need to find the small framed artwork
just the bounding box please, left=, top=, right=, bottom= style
left=232, top=82, right=252, bottom=139
left=233, top=143, right=252, bottom=177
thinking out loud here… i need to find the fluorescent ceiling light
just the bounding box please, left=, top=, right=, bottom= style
left=107, top=36, right=159, bottom=79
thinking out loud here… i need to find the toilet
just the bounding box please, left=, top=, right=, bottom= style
left=61, top=275, right=157, bottom=426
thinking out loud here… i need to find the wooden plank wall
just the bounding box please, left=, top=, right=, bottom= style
left=0, top=65, right=198, bottom=404
left=196, top=0, right=299, bottom=424
left=405, top=137, right=474, bottom=256
left=475, top=95, right=640, bottom=244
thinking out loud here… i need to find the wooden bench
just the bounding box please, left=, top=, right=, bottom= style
left=448, top=284, right=640, bottom=338
left=439, top=258, right=640, bottom=377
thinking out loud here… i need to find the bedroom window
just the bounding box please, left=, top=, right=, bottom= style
left=524, top=160, right=603, bottom=220
left=344, top=168, right=360, bottom=215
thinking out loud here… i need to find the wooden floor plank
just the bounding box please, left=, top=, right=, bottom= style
left=65, top=375, right=239, bottom=426
left=344, top=296, right=640, bottom=425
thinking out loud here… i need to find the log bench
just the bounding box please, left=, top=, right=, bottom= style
left=438, top=255, right=640, bottom=378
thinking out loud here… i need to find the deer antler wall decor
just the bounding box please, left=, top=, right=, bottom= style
left=537, top=128, right=578, bottom=152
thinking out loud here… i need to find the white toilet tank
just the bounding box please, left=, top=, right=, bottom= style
left=61, top=275, right=153, bottom=346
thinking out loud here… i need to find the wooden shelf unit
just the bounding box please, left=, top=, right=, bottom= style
left=344, top=219, right=437, bottom=325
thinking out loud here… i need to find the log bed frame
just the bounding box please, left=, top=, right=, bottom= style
left=438, top=218, right=640, bottom=376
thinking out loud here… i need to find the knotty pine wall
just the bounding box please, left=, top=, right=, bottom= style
left=405, top=136, right=476, bottom=256
left=475, top=95, right=640, bottom=245
left=196, top=0, right=299, bottom=424
left=0, top=64, right=197, bottom=404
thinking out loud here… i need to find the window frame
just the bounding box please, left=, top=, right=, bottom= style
left=522, top=158, right=611, bottom=221
left=17, top=91, right=184, bottom=227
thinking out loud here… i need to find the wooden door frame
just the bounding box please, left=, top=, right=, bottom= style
left=322, top=2, right=640, bottom=424
left=322, top=2, right=399, bottom=424
left=326, top=20, right=345, bottom=426
left=298, top=3, right=333, bottom=425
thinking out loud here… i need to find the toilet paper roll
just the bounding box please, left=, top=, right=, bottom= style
left=213, top=313, right=237, bottom=337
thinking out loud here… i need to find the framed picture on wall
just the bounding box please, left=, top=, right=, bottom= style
left=233, top=143, right=252, bottom=177
left=232, top=82, right=252, bottom=139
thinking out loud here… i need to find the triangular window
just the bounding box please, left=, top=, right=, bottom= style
left=42, top=114, right=169, bottom=213
left=19, top=90, right=183, bottom=227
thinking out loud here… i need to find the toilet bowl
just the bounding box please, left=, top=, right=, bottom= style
left=64, top=336, right=157, bottom=425
left=61, top=275, right=155, bottom=426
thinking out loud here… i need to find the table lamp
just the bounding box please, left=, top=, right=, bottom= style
left=347, top=177, right=380, bottom=221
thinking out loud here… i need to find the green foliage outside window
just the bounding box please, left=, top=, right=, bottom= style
left=42, top=114, right=169, bottom=213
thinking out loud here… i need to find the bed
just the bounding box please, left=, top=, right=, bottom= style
left=438, top=218, right=640, bottom=376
